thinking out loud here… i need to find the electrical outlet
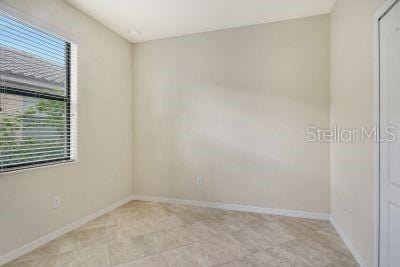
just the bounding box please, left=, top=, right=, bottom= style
left=196, top=176, right=203, bottom=185
left=53, top=195, right=61, bottom=209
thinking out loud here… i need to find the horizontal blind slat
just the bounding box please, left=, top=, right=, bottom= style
left=0, top=157, right=70, bottom=167
left=0, top=149, right=70, bottom=159
left=0, top=16, right=66, bottom=47
left=1, top=146, right=68, bottom=153
left=0, top=23, right=66, bottom=52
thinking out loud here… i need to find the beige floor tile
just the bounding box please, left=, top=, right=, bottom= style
left=196, top=208, right=230, bottom=221
left=137, top=206, right=172, bottom=220
left=13, top=240, right=59, bottom=263
left=185, top=216, right=242, bottom=241
left=55, top=244, right=110, bottom=267
left=162, top=242, right=217, bottom=267
left=327, top=255, right=359, bottom=267
left=219, top=250, right=291, bottom=267
left=168, top=206, right=218, bottom=225
left=298, top=230, right=352, bottom=263
left=162, top=233, right=249, bottom=267
left=265, top=239, right=332, bottom=266
left=164, top=203, right=195, bottom=214
left=185, top=220, right=222, bottom=241
left=228, top=229, right=263, bottom=254
left=107, top=219, right=149, bottom=244
left=4, top=255, right=57, bottom=267
left=200, top=234, right=249, bottom=265
left=141, top=215, right=183, bottom=233
left=295, top=218, right=331, bottom=231
left=232, top=221, right=296, bottom=250
left=108, top=235, right=157, bottom=265
left=220, top=211, right=266, bottom=228
left=316, top=227, right=348, bottom=251
left=58, top=232, right=80, bottom=254
left=7, top=201, right=357, bottom=267
left=111, top=210, right=141, bottom=225
left=113, top=254, right=168, bottom=267
left=146, top=226, right=199, bottom=252
left=319, top=223, right=340, bottom=234
left=259, top=214, right=286, bottom=222
left=172, top=211, right=204, bottom=224
left=74, top=227, right=108, bottom=249
left=277, top=218, right=318, bottom=239
left=118, top=201, right=141, bottom=211
left=106, top=202, right=141, bottom=219
left=76, top=216, right=106, bottom=232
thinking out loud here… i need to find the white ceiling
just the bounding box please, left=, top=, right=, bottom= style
left=66, top=0, right=336, bottom=43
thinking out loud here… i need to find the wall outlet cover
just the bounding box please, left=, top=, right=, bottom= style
left=53, top=196, right=61, bottom=209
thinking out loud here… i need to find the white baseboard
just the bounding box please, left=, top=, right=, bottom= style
left=0, top=195, right=132, bottom=266
left=131, top=194, right=330, bottom=220
left=329, top=216, right=367, bottom=267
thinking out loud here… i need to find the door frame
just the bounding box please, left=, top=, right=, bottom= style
left=373, top=1, right=400, bottom=266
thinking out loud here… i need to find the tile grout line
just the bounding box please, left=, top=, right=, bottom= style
left=160, top=252, right=170, bottom=267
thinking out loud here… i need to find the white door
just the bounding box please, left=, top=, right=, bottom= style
left=380, top=1, right=400, bottom=266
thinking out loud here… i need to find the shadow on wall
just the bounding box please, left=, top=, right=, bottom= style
left=131, top=15, right=330, bottom=211
left=134, top=80, right=329, bottom=209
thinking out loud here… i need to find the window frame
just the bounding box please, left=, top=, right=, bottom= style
left=0, top=5, right=78, bottom=174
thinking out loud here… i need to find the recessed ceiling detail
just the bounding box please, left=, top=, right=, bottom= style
left=66, top=0, right=336, bottom=43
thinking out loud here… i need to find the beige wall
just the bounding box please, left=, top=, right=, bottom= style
left=131, top=15, right=331, bottom=213
left=330, top=0, right=384, bottom=265
left=0, top=0, right=133, bottom=256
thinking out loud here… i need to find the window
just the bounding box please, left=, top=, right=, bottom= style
left=0, top=12, right=77, bottom=173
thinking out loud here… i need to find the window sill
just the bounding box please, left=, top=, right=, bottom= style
left=0, top=160, right=77, bottom=176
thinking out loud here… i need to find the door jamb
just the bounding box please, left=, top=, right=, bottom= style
left=373, top=1, right=400, bottom=266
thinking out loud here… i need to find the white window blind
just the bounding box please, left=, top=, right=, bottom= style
left=0, top=12, right=77, bottom=173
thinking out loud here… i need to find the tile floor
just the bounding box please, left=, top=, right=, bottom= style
left=4, top=201, right=358, bottom=267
